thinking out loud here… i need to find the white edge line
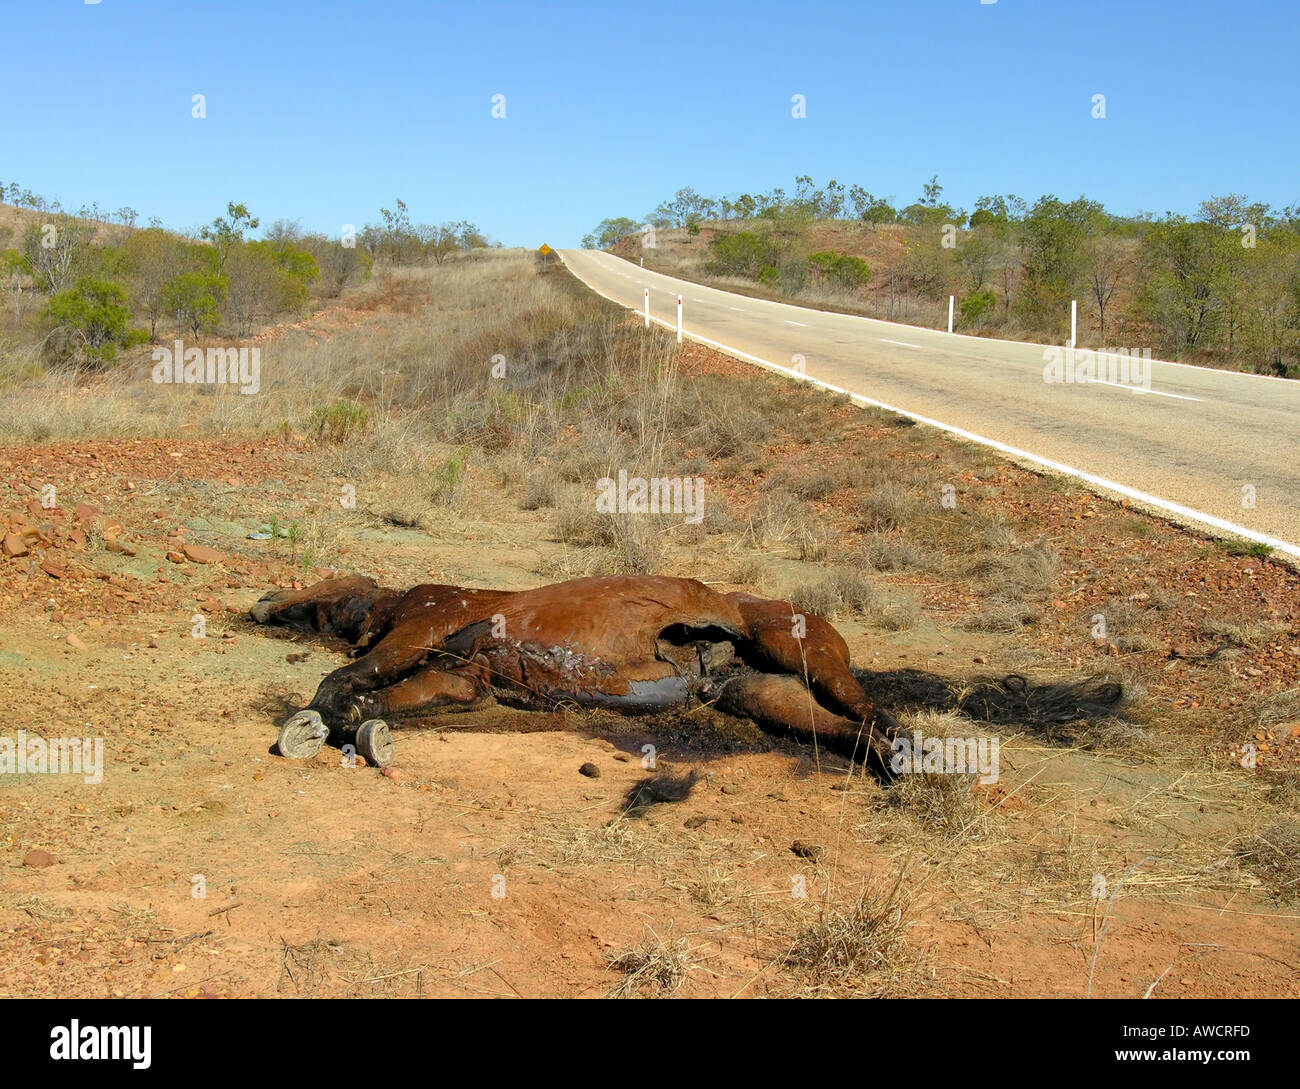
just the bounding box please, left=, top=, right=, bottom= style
left=563, top=254, right=1300, bottom=561
left=574, top=249, right=1300, bottom=386
left=1084, top=378, right=1202, bottom=402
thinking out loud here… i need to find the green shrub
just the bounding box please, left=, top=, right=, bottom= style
left=430, top=452, right=465, bottom=506
left=707, top=230, right=776, bottom=278
left=163, top=270, right=226, bottom=337
left=807, top=251, right=870, bottom=289
left=309, top=398, right=371, bottom=444
left=960, top=288, right=997, bottom=325
left=43, top=276, right=147, bottom=365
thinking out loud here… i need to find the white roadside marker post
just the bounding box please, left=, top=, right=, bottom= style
left=1070, top=300, right=1077, bottom=349
left=644, top=288, right=650, bottom=329
left=948, top=295, right=954, bottom=334
left=676, top=295, right=683, bottom=344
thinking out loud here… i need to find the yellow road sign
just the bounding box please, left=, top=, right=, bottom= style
left=538, top=243, right=552, bottom=256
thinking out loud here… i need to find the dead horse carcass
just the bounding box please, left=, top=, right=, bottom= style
left=250, top=573, right=902, bottom=774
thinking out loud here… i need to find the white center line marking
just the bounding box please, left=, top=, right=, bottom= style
left=1083, top=378, right=1202, bottom=402
left=880, top=338, right=921, bottom=349
left=785, top=320, right=808, bottom=326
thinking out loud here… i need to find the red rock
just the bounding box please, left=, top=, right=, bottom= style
left=69, top=529, right=86, bottom=548
left=105, top=539, right=137, bottom=556
left=23, top=849, right=54, bottom=868
left=73, top=503, right=101, bottom=524
left=2, top=532, right=27, bottom=557
left=65, top=633, right=87, bottom=650
left=40, top=561, right=68, bottom=579
left=183, top=544, right=223, bottom=565
left=166, top=550, right=186, bottom=564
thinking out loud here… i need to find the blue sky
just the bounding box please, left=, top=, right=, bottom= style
left=3, top=0, right=1297, bottom=247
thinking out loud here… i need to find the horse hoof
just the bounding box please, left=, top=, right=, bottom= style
left=277, top=710, right=328, bottom=759
left=356, top=719, right=395, bottom=768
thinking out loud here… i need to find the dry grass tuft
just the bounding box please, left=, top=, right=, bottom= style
left=608, top=926, right=699, bottom=998
left=1235, top=821, right=1300, bottom=900
left=783, top=877, right=913, bottom=996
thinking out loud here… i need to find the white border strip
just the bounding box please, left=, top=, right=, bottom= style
left=564, top=255, right=1300, bottom=561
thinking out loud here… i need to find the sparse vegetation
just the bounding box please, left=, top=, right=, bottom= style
left=590, top=177, right=1300, bottom=375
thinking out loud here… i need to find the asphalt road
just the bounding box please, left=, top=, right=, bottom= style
left=561, top=248, right=1300, bottom=559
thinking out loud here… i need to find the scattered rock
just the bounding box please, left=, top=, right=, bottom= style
left=790, top=840, right=823, bottom=862
left=720, top=783, right=740, bottom=795
left=65, top=633, right=87, bottom=651
left=23, top=849, right=54, bottom=868
left=683, top=815, right=710, bottom=829
left=1, top=532, right=27, bottom=557
left=578, top=762, right=601, bottom=778
left=182, top=543, right=223, bottom=565
left=166, top=551, right=185, bottom=564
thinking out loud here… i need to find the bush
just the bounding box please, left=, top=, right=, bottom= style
left=808, top=251, right=870, bottom=289
left=43, top=277, right=147, bottom=365
left=309, top=398, right=370, bottom=444
left=163, top=269, right=225, bottom=338
left=707, top=230, right=776, bottom=278
left=960, top=288, right=997, bottom=325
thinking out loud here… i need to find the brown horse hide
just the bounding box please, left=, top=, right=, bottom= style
left=250, top=574, right=901, bottom=771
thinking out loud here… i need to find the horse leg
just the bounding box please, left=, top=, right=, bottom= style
left=736, top=598, right=901, bottom=744
left=345, top=665, right=491, bottom=722
left=292, top=618, right=456, bottom=725
left=704, top=672, right=896, bottom=775
left=250, top=575, right=377, bottom=627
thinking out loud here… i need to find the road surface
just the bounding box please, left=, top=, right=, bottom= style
left=561, top=248, right=1300, bottom=559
